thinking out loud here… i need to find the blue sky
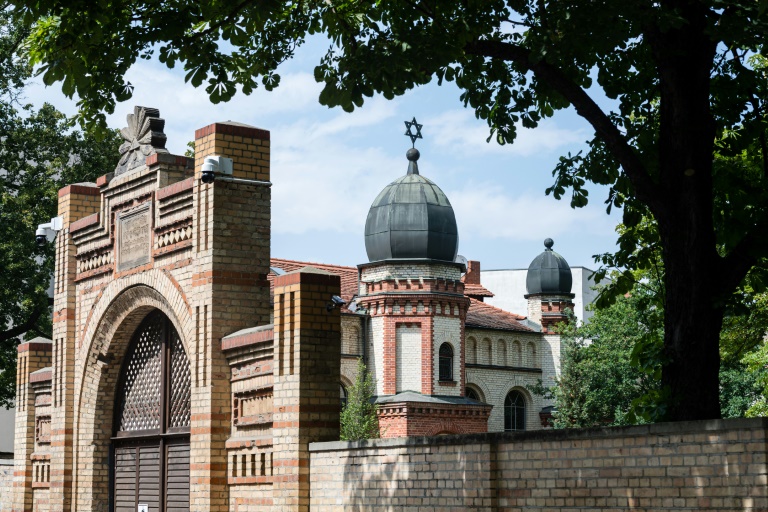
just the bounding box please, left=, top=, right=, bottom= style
left=24, top=37, right=622, bottom=271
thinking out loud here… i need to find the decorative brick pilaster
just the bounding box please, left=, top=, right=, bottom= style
left=49, top=183, right=100, bottom=512
left=272, top=268, right=341, bottom=512
left=190, top=122, right=272, bottom=512
left=12, top=340, right=52, bottom=512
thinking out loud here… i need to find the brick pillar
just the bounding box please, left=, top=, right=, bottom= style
left=12, top=340, right=52, bottom=512
left=48, top=184, right=100, bottom=512
left=190, top=122, right=272, bottom=512
left=272, top=268, right=341, bottom=512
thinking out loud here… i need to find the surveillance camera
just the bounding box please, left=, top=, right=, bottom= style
left=35, top=227, right=47, bottom=247
left=331, top=295, right=346, bottom=306
left=201, top=170, right=215, bottom=184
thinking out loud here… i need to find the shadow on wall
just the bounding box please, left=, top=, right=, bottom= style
left=310, top=417, right=768, bottom=511
left=340, top=436, right=496, bottom=511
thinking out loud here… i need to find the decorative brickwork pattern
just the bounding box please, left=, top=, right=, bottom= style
left=272, top=269, right=341, bottom=512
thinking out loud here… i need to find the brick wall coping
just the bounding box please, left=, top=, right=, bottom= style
left=17, top=338, right=52, bottom=353
left=274, top=267, right=342, bottom=287
left=156, top=177, right=194, bottom=200
left=194, top=121, right=270, bottom=141
left=70, top=212, right=100, bottom=233
left=29, top=367, right=52, bottom=383
left=58, top=183, right=99, bottom=197
left=146, top=153, right=193, bottom=169
left=309, top=417, right=768, bottom=453
left=222, top=324, right=274, bottom=351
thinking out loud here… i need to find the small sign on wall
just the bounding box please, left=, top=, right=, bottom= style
left=138, top=504, right=148, bottom=512
left=117, top=203, right=152, bottom=272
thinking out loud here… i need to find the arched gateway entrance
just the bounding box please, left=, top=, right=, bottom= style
left=112, top=310, right=191, bottom=512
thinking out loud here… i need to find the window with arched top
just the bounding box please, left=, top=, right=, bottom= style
left=465, top=386, right=483, bottom=402
left=340, top=383, right=348, bottom=409
left=439, top=343, right=453, bottom=381
left=504, top=390, right=526, bottom=431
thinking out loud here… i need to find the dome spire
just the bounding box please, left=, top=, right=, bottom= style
left=404, top=117, right=423, bottom=175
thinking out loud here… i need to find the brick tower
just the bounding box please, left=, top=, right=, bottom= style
left=357, top=145, right=490, bottom=437
left=525, top=238, right=576, bottom=333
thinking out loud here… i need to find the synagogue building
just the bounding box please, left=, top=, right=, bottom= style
left=12, top=107, right=581, bottom=512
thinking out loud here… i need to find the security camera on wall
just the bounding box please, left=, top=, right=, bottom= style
left=200, top=155, right=233, bottom=184
left=35, top=216, right=63, bottom=246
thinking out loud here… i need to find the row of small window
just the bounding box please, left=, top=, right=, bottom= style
left=465, top=388, right=526, bottom=432
left=466, top=337, right=538, bottom=368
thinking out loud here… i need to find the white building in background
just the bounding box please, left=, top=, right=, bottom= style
left=0, top=407, right=13, bottom=457
left=482, top=265, right=602, bottom=325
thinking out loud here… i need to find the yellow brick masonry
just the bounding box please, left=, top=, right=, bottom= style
left=308, top=417, right=768, bottom=511
left=50, top=184, right=100, bottom=512
left=190, top=122, right=272, bottom=511
left=272, top=269, right=342, bottom=512
left=13, top=340, right=52, bottom=512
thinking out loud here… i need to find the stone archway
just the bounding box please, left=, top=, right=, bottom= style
left=72, top=279, right=193, bottom=511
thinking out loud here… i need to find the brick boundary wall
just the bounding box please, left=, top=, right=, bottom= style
left=0, top=459, right=13, bottom=512
left=309, top=417, right=768, bottom=511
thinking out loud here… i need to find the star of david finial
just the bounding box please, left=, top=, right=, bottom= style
left=404, top=117, right=423, bottom=147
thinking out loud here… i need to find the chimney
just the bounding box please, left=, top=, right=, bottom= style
left=463, top=260, right=481, bottom=285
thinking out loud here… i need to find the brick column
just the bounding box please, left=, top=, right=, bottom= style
left=272, top=268, right=342, bottom=512
left=190, top=122, right=272, bottom=511
left=12, top=340, right=52, bottom=512
left=49, top=184, right=100, bottom=512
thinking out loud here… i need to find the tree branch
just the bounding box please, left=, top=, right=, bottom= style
left=718, top=215, right=768, bottom=298
left=0, top=305, right=47, bottom=344
left=464, top=39, right=660, bottom=212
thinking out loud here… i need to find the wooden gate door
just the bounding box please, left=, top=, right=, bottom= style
left=113, top=311, right=191, bottom=512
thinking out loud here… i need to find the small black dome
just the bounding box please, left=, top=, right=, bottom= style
left=364, top=151, right=458, bottom=262
left=526, top=239, right=573, bottom=294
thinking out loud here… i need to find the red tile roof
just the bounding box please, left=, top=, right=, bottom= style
left=269, top=258, right=359, bottom=311
left=463, top=283, right=495, bottom=298
left=466, top=298, right=531, bottom=332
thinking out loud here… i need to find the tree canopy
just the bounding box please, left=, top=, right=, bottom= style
left=0, top=8, right=121, bottom=407
left=13, top=0, right=768, bottom=420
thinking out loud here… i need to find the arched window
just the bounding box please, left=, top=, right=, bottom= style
left=340, top=383, right=348, bottom=409
left=504, top=390, right=526, bottom=431
left=465, top=387, right=480, bottom=401
left=439, top=343, right=453, bottom=381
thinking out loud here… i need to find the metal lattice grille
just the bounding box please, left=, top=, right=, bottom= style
left=169, top=331, right=191, bottom=429
left=118, top=313, right=164, bottom=431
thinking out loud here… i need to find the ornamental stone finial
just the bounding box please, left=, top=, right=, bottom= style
left=115, top=106, right=169, bottom=176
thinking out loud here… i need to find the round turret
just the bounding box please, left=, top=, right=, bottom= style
left=526, top=238, right=573, bottom=295
left=364, top=149, right=459, bottom=262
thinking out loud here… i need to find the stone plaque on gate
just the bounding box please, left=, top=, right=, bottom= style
left=117, top=203, right=151, bottom=272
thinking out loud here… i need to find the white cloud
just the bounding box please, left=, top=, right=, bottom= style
left=449, top=182, right=616, bottom=241
left=430, top=109, right=586, bottom=158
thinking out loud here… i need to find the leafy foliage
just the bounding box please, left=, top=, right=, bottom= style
left=538, top=284, right=767, bottom=427
left=0, top=8, right=121, bottom=408
left=541, top=294, right=661, bottom=428
left=15, top=0, right=768, bottom=420
left=340, top=359, right=379, bottom=441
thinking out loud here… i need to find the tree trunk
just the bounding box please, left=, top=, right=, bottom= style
left=651, top=2, right=722, bottom=420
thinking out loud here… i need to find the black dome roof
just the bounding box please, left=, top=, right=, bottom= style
left=364, top=150, right=458, bottom=262
left=526, top=238, right=573, bottom=295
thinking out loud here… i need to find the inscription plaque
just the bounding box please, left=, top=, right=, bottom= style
left=117, top=205, right=151, bottom=272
